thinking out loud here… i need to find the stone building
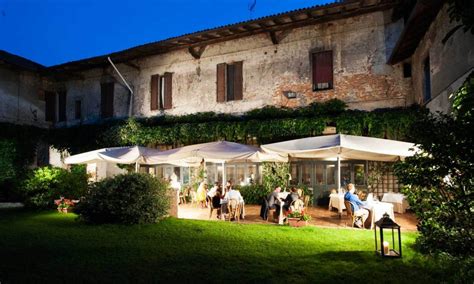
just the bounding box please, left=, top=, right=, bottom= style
left=0, top=0, right=473, bottom=198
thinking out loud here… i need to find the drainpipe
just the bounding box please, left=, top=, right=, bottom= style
left=107, top=57, right=134, bottom=117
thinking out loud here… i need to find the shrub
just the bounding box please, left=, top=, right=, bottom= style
left=75, top=173, right=170, bottom=224
left=237, top=184, right=269, bottom=205
left=21, top=165, right=88, bottom=209
left=394, top=72, right=474, bottom=256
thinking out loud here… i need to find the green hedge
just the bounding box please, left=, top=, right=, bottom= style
left=75, top=173, right=170, bottom=224
left=237, top=184, right=270, bottom=205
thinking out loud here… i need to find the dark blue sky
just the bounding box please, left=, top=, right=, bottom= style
left=0, top=0, right=332, bottom=67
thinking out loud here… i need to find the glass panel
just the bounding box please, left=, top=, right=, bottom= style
left=301, top=163, right=312, bottom=186
left=341, top=163, right=351, bottom=187
left=326, top=165, right=335, bottom=185
left=315, top=164, right=324, bottom=185
left=247, top=164, right=257, bottom=184
left=182, top=167, right=190, bottom=185
left=225, top=165, right=235, bottom=184
left=236, top=165, right=246, bottom=186
left=173, top=167, right=181, bottom=181
left=156, top=166, right=164, bottom=179
left=289, top=163, right=299, bottom=185
left=206, top=163, right=217, bottom=185
left=354, top=164, right=365, bottom=186
left=163, top=166, right=173, bottom=180
left=217, top=165, right=223, bottom=185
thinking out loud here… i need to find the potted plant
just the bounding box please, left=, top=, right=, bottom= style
left=54, top=197, right=75, bottom=213
left=286, top=210, right=311, bottom=227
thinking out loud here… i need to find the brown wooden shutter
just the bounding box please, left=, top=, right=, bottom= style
left=233, top=61, right=243, bottom=100
left=216, top=63, right=226, bottom=102
left=163, top=72, right=173, bottom=109
left=58, top=91, right=67, bottom=122
left=312, top=50, right=333, bottom=91
left=44, top=91, right=56, bottom=122
left=150, top=74, right=159, bottom=110
left=101, top=82, right=114, bottom=118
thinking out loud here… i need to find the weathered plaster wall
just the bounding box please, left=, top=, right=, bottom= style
left=411, top=4, right=474, bottom=113
left=61, top=9, right=411, bottom=126
left=0, top=66, right=46, bottom=127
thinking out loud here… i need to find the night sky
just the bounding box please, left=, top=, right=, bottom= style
left=0, top=0, right=332, bottom=66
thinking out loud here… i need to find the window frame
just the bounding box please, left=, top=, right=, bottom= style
left=311, top=50, right=334, bottom=92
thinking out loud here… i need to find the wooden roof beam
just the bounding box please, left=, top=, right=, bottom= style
left=188, top=45, right=207, bottom=59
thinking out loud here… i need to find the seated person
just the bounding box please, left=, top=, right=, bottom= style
left=283, top=187, right=300, bottom=211
left=344, top=183, right=370, bottom=228
left=225, top=187, right=244, bottom=204
left=267, top=186, right=282, bottom=211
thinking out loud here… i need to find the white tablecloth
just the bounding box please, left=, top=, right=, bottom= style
left=275, top=192, right=290, bottom=224
left=328, top=193, right=346, bottom=214
left=381, top=193, right=408, bottom=213
left=367, top=201, right=395, bottom=229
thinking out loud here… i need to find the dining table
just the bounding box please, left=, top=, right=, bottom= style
left=365, top=201, right=396, bottom=229
left=381, top=192, right=409, bottom=214
left=276, top=192, right=289, bottom=225
left=328, top=193, right=346, bottom=216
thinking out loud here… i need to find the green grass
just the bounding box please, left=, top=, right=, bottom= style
left=0, top=210, right=456, bottom=283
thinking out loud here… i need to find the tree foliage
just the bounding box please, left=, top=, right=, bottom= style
left=262, top=162, right=290, bottom=192
left=394, top=72, right=474, bottom=256
left=21, top=165, right=89, bottom=209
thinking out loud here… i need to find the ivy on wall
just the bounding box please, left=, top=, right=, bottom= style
left=48, top=99, right=427, bottom=154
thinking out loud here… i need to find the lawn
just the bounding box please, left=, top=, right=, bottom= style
left=0, top=210, right=455, bottom=283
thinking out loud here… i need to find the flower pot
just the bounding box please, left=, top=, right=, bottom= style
left=61, top=208, right=69, bottom=213
left=288, top=217, right=307, bottom=227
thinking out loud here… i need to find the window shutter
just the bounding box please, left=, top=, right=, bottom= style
left=233, top=61, right=243, bottom=100
left=45, top=91, right=56, bottom=122
left=58, top=91, right=67, bottom=122
left=163, top=72, right=173, bottom=109
left=312, top=50, right=333, bottom=91
left=101, top=82, right=114, bottom=118
left=216, top=63, right=226, bottom=102
left=150, top=74, right=159, bottom=110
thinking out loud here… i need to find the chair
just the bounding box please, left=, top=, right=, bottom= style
left=344, top=200, right=363, bottom=228
left=179, top=190, right=187, bottom=205
left=297, top=189, right=303, bottom=198
left=289, top=199, right=305, bottom=213
left=227, top=199, right=241, bottom=222
left=264, top=198, right=277, bottom=222
left=209, top=194, right=221, bottom=219
left=303, top=195, right=310, bottom=207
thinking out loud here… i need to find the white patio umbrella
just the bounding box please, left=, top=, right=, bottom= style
left=261, top=134, right=418, bottom=190
left=64, top=146, right=161, bottom=172
left=145, top=140, right=287, bottom=184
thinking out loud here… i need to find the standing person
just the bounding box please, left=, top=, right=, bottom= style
left=344, top=183, right=370, bottom=228
left=196, top=181, right=208, bottom=208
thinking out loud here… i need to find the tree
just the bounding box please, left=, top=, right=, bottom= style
left=394, top=72, right=474, bottom=256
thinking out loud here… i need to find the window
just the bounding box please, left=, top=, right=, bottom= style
left=150, top=73, right=172, bottom=110
left=58, top=91, right=67, bottom=122
left=312, top=50, right=333, bottom=91
left=44, top=91, right=56, bottom=122
left=75, top=100, right=82, bottom=120
left=423, top=56, right=431, bottom=103
left=100, top=82, right=114, bottom=118
left=216, top=61, right=243, bottom=102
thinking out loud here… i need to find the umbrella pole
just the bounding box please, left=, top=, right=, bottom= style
left=222, top=161, right=226, bottom=186
left=336, top=155, right=341, bottom=192
left=135, top=162, right=139, bottom=173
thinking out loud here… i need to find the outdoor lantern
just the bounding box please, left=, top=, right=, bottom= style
left=374, top=213, right=402, bottom=258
